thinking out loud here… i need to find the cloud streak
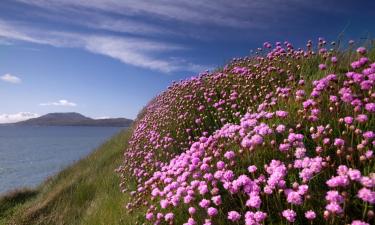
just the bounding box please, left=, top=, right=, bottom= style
left=0, top=19, right=208, bottom=73
left=0, top=112, right=39, bottom=123
left=40, top=99, right=77, bottom=107
left=1, top=73, right=22, bottom=84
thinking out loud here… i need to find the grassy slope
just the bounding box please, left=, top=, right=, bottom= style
left=0, top=129, right=139, bottom=225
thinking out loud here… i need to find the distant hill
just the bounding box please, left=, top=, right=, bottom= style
left=11, top=112, right=133, bottom=127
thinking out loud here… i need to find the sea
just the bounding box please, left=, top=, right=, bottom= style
left=0, top=126, right=124, bottom=194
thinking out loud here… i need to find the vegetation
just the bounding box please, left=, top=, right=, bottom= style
left=0, top=129, right=138, bottom=225
left=1, top=38, right=374, bottom=225
left=119, top=39, right=375, bottom=225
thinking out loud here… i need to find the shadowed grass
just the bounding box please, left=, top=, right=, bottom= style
left=0, top=129, right=139, bottom=225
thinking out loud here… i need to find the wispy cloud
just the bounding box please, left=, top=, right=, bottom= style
left=0, top=19, right=208, bottom=73
left=1, top=73, right=22, bottom=84
left=0, top=112, right=39, bottom=123
left=39, top=99, right=77, bottom=107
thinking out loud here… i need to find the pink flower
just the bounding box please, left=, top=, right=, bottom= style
left=251, top=134, right=264, bottom=145
left=286, top=191, right=303, bottom=205
left=334, top=138, right=345, bottom=147
left=365, top=103, right=375, bottom=112
left=188, top=207, right=196, bottom=215
left=165, top=212, right=174, bottom=221
left=344, top=116, right=353, bottom=125
left=212, top=195, right=222, bottom=206
left=207, top=207, right=218, bottom=217
left=276, top=124, right=286, bottom=133
left=224, top=151, right=236, bottom=160
left=325, top=190, right=344, bottom=203
left=248, top=165, right=257, bottom=173
left=199, top=199, right=210, bottom=208
left=146, top=212, right=154, bottom=221
left=276, top=110, right=288, bottom=118
left=282, top=209, right=296, bottom=222
left=356, top=114, right=368, bottom=123
left=357, top=188, right=375, bottom=204
left=357, top=47, right=367, bottom=54
left=319, top=64, right=327, bottom=70
left=325, top=202, right=343, bottom=214
left=305, top=210, right=316, bottom=220
left=228, top=211, right=241, bottom=221
left=351, top=220, right=370, bottom=225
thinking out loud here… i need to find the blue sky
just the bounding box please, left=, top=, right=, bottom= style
left=0, top=0, right=374, bottom=122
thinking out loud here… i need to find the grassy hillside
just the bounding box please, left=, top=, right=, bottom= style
left=0, top=129, right=139, bottom=225
left=119, top=39, right=375, bottom=225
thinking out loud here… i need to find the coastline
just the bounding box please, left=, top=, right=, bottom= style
left=0, top=128, right=135, bottom=225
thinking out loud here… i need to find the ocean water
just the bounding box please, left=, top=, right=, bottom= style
left=0, top=126, right=124, bottom=193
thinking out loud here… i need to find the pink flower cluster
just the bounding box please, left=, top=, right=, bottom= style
left=119, top=39, right=374, bottom=224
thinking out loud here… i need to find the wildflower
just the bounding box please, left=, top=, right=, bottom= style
left=251, top=134, right=264, bottom=145
left=305, top=210, right=316, bottom=220
left=207, top=207, right=218, bottom=217
left=224, top=151, right=235, bottom=160
left=276, top=110, right=288, bottom=118
left=212, top=195, right=222, bottom=206
left=165, top=212, right=174, bottom=221
left=248, top=165, right=257, bottom=173
left=351, top=220, right=370, bottom=225
left=146, top=212, right=154, bottom=221
left=344, top=116, right=353, bottom=125
left=282, top=209, right=296, bottom=222
left=276, top=124, right=286, bottom=133
left=199, top=199, right=210, bottom=208
left=357, top=188, right=375, bottom=204
left=286, top=191, right=303, bottom=205
left=357, top=47, right=367, bottom=55
left=319, top=64, right=327, bottom=70
left=188, top=207, right=196, bottom=215
left=356, top=114, right=368, bottom=123
left=365, top=103, right=375, bottom=112
left=325, top=202, right=343, bottom=214
left=334, top=138, right=345, bottom=147
left=228, top=211, right=241, bottom=222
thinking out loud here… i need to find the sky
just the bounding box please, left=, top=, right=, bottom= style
left=0, top=0, right=374, bottom=122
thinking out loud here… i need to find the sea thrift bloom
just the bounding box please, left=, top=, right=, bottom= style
left=251, top=134, right=264, bottom=145
left=352, top=220, right=370, bottom=225
left=334, top=138, right=345, bottom=147
left=165, top=212, right=174, bottom=221
left=212, top=195, right=222, bottom=206
left=305, top=210, right=316, bottom=220
left=224, top=151, right=235, bottom=160
left=276, top=124, right=286, bottom=133
left=228, top=211, right=241, bottom=221
left=276, top=110, right=288, bottom=118
left=319, top=64, right=327, bottom=70
left=357, top=47, right=367, bottom=55
left=199, top=199, right=210, bottom=208
left=357, top=188, right=375, bottom=204
left=356, top=114, right=368, bottom=123
left=286, top=191, right=303, bottom=205
left=344, top=116, right=353, bottom=125
left=365, top=103, right=375, bottom=112
left=248, top=165, right=257, bottom=173
left=325, top=202, right=343, bottom=214
left=282, top=209, right=296, bottom=222
left=207, top=207, right=218, bottom=217
left=188, top=207, right=196, bottom=215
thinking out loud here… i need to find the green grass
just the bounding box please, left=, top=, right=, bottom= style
left=0, top=129, right=139, bottom=225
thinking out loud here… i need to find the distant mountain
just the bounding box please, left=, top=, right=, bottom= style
left=11, top=112, right=133, bottom=127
